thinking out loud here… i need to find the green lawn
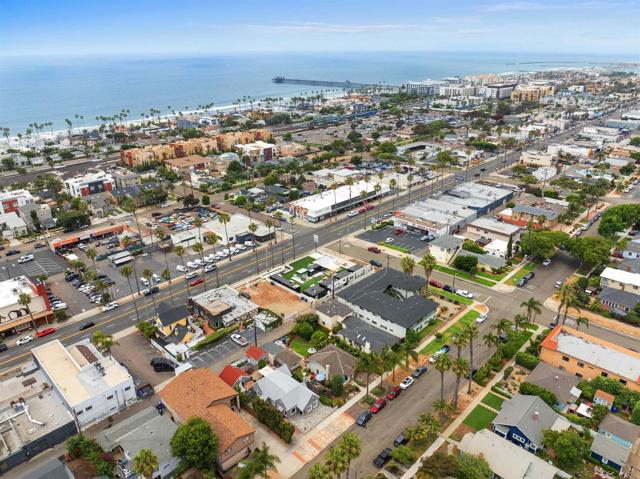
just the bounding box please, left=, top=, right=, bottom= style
left=428, top=287, right=473, bottom=305
left=283, top=256, right=316, bottom=280
left=434, top=265, right=496, bottom=287
left=289, top=337, right=313, bottom=357
left=379, top=241, right=411, bottom=254
left=481, top=393, right=506, bottom=410
left=420, top=310, right=479, bottom=356
left=463, top=405, right=498, bottom=431
left=510, top=329, right=534, bottom=350
left=416, top=318, right=443, bottom=341
left=475, top=268, right=510, bottom=281
left=299, top=275, right=324, bottom=292
left=507, top=262, right=537, bottom=286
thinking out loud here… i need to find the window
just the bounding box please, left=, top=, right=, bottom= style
left=561, top=356, right=570, bottom=362
left=85, top=405, right=93, bottom=411
left=602, top=458, right=609, bottom=465
left=619, top=379, right=627, bottom=385
left=124, top=386, right=131, bottom=391
left=577, top=362, right=584, bottom=368
left=511, top=433, right=526, bottom=444
left=575, top=373, right=583, bottom=379
left=601, top=372, right=608, bottom=378
left=76, top=410, right=83, bottom=416
left=106, top=395, right=113, bottom=400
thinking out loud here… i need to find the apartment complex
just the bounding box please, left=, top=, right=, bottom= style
left=64, top=170, right=115, bottom=197
left=0, top=189, right=34, bottom=214
left=511, top=85, right=555, bottom=102
left=165, top=154, right=212, bottom=178
left=600, top=267, right=640, bottom=294
left=540, top=326, right=640, bottom=391
left=188, top=285, right=259, bottom=329
left=235, top=141, right=278, bottom=164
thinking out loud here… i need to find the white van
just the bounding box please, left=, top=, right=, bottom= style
left=140, top=277, right=150, bottom=287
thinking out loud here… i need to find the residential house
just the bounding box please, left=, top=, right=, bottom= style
left=599, top=414, right=640, bottom=449
left=540, top=325, right=640, bottom=391
left=619, top=259, right=640, bottom=275
left=456, top=250, right=507, bottom=270
left=159, top=369, right=255, bottom=471
left=315, top=298, right=353, bottom=331
left=623, top=240, right=640, bottom=260
left=164, top=154, right=212, bottom=178
left=154, top=303, right=195, bottom=345
left=95, top=407, right=179, bottom=479
left=598, top=287, right=640, bottom=316
left=17, top=202, right=55, bottom=231
left=219, top=365, right=251, bottom=390
left=336, top=268, right=438, bottom=339
left=492, top=395, right=570, bottom=453
left=526, top=362, right=581, bottom=410
left=590, top=433, right=632, bottom=473
left=112, top=169, right=141, bottom=188
left=274, top=348, right=302, bottom=371
left=594, top=390, right=616, bottom=410
left=245, top=345, right=267, bottom=366
left=428, top=235, right=464, bottom=264
left=500, top=204, right=559, bottom=229
left=0, top=212, right=28, bottom=239
left=337, top=315, right=399, bottom=353
left=305, top=344, right=357, bottom=382
left=261, top=342, right=284, bottom=365
left=466, top=217, right=521, bottom=243
left=85, top=192, right=115, bottom=218
left=253, top=365, right=319, bottom=417
left=600, top=267, right=640, bottom=294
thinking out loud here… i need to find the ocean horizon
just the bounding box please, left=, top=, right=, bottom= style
left=1, top=51, right=638, bottom=133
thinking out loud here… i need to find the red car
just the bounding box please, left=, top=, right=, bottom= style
left=366, top=204, right=375, bottom=211
left=612, top=251, right=623, bottom=259
left=36, top=327, right=56, bottom=338
left=386, top=386, right=401, bottom=400
left=189, top=278, right=204, bottom=287
left=358, top=207, right=366, bottom=214
left=394, top=228, right=404, bottom=235
left=369, top=397, right=387, bottom=413
left=429, top=279, right=443, bottom=288
left=368, top=246, right=381, bottom=254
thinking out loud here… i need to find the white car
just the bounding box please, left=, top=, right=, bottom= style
left=176, top=265, right=187, bottom=272
left=236, top=243, right=247, bottom=250
left=399, top=376, right=415, bottom=390
left=542, top=259, right=552, bottom=266
left=152, top=273, right=161, bottom=283
left=204, top=264, right=216, bottom=273
left=456, top=290, right=474, bottom=299
left=244, top=241, right=254, bottom=248
left=161, top=202, right=170, bottom=208
left=52, top=302, right=68, bottom=311
left=18, top=254, right=34, bottom=264
left=230, top=333, right=248, bottom=347
left=385, top=237, right=394, bottom=243
left=185, top=271, right=199, bottom=280
left=475, top=313, right=488, bottom=324
left=204, top=256, right=214, bottom=264
left=187, top=261, right=198, bottom=269
left=16, top=335, right=34, bottom=346
left=347, top=211, right=359, bottom=217
left=102, top=301, right=119, bottom=312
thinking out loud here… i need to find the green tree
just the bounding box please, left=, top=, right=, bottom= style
left=418, top=253, right=437, bottom=294
left=356, top=352, right=382, bottom=398
left=462, top=323, right=479, bottom=394
left=434, top=353, right=452, bottom=421
left=456, top=453, right=492, bottom=479
left=558, top=283, right=579, bottom=325
left=132, top=448, right=158, bottom=479
left=520, top=297, right=542, bottom=324
left=339, top=432, right=361, bottom=479
left=91, top=330, right=116, bottom=353
left=247, top=442, right=280, bottom=479
left=143, top=268, right=158, bottom=316
left=390, top=445, right=415, bottom=465
left=451, top=357, right=470, bottom=410
left=307, top=464, right=331, bottom=479
left=542, top=429, right=589, bottom=469
left=453, top=254, right=478, bottom=274
left=400, top=255, right=416, bottom=299
left=324, top=446, right=348, bottom=479
left=18, top=292, right=40, bottom=332
left=120, top=264, right=140, bottom=323
left=170, top=417, right=218, bottom=471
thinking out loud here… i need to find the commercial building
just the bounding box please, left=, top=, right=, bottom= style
left=600, top=267, right=640, bottom=293
left=547, top=143, right=594, bottom=158
left=32, top=339, right=137, bottom=427
left=290, top=180, right=390, bottom=223
left=0, top=276, right=52, bottom=335
left=510, top=85, right=555, bottom=102
left=520, top=150, right=554, bottom=167
left=579, top=126, right=620, bottom=143
left=467, top=217, right=520, bottom=243
left=159, top=369, right=255, bottom=472
left=0, top=368, right=77, bottom=473
left=402, top=80, right=444, bottom=95
left=0, top=189, right=34, bottom=214
left=64, top=170, right=114, bottom=197
left=540, top=325, right=640, bottom=391
left=188, top=284, right=259, bottom=329
left=170, top=213, right=273, bottom=247
left=336, top=268, right=438, bottom=339
left=235, top=141, right=278, bottom=164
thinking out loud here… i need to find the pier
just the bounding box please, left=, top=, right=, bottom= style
left=272, top=76, right=397, bottom=91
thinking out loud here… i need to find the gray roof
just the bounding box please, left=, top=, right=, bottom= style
left=513, top=204, right=558, bottom=220
left=254, top=365, right=318, bottom=412
left=526, top=363, right=580, bottom=404
left=306, top=344, right=357, bottom=378
left=29, top=459, right=74, bottom=479
left=493, top=395, right=560, bottom=448
left=338, top=316, right=399, bottom=353
left=598, top=287, right=640, bottom=311
left=315, top=298, right=353, bottom=318
left=430, top=235, right=464, bottom=251
left=600, top=414, right=640, bottom=444
left=620, top=259, right=640, bottom=274
left=591, top=434, right=631, bottom=466
left=337, top=268, right=437, bottom=329
left=157, top=302, right=189, bottom=327
left=624, top=241, right=640, bottom=254
left=275, top=348, right=302, bottom=370
left=261, top=342, right=284, bottom=356
left=457, top=250, right=507, bottom=269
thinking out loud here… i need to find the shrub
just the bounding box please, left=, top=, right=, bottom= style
left=473, top=366, right=492, bottom=386
left=330, top=375, right=344, bottom=396
left=298, top=313, right=319, bottom=326
left=462, top=239, right=485, bottom=254
left=311, top=330, right=328, bottom=347
left=253, top=398, right=295, bottom=443
left=519, top=382, right=556, bottom=406
left=454, top=254, right=479, bottom=273
left=503, top=366, right=514, bottom=380
left=487, top=351, right=504, bottom=372
left=319, top=395, right=334, bottom=407
left=515, top=352, right=540, bottom=370
left=295, top=322, right=314, bottom=340
left=390, top=445, right=415, bottom=465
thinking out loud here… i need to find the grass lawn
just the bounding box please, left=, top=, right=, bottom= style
left=510, top=329, right=534, bottom=350
left=507, top=262, right=537, bottom=286
left=379, top=241, right=411, bottom=254
left=299, top=275, right=324, bottom=292
left=283, top=256, right=316, bottom=280
left=476, top=268, right=510, bottom=281
left=289, top=337, right=313, bottom=357
left=434, top=265, right=496, bottom=287
left=428, top=286, right=473, bottom=305
left=463, top=405, right=498, bottom=431
left=420, top=310, right=479, bottom=356
left=481, top=393, right=506, bottom=410
left=416, top=318, right=442, bottom=341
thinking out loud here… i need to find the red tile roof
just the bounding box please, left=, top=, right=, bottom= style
left=219, top=365, right=249, bottom=387
left=245, top=345, right=266, bottom=361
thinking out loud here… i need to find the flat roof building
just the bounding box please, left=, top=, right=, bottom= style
left=0, top=275, right=52, bottom=335
left=0, top=189, right=34, bottom=214
left=170, top=213, right=273, bottom=247
left=64, top=170, right=114, bottom=197
left=188, top=284, right=259, bottom=328
left=467, top=217, right=521, bottom=242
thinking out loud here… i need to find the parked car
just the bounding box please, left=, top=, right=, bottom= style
left=394, top=433, right=408, bottom=447
left=554, top=280, right=564, bottom=289
left=516, top=278, right=527, bottom=287
left=524, top=272, right=535, bottom=281
left=185, top=271, right=198, bottom=280
left=143, top=286, right=160, bottom=296
left=369, top=397, right=387, bottom=413
left=542, top=258, right=552, bottom=266
left=456, top=290, right=474, bottom=299
left=393, top=228, right=404, bottom=236
left=16, top=335, right=35, bottom=345
left=152, top=273, right=161, bottom=283
left=386, top=386, right=401, bottom=400
left=367, top=246, right=381, bottom=254
left=204, top=264, right=216, bottom=273
left=176, top=264, right=187, bottom=272
left=52, top=302, right=68, bottom=311
left=475, top=313, right=488, bottom=324
left=373, top=448, right=392, bottom=468
left=18, top=253, right=34, bottom=263
left=369, top=259, right=383, bottom=268
left=356, top=411, right=372, bottom=427
left=140, top=277, right=150, bottom=287
left=443, top=284, right=454, bottom=293
left=5, top=250, right=20, bottom=256
left=0, top=343, right=7, bottom=352
left=150, top=357, right=176, bottom=372
left=428, top=279, right=443, bottom=288
left=136, top=384, right=155, bottom=399
left=399, top=376, right=414, bottom=390
left=37, top=327, right=56, bottom=338
left=411, top=365, right=428, bottom=378
left=230, top=333, right=248, bottom=347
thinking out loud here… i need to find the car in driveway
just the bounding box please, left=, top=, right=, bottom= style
left=369, top=397, right=387, bottom=413
left=373, top=448, right=392, bottom=468
left=356, top=411, right=372, bottom=427
left=412, top=365, right=428, bottom=378
left=36, top=327, right=56, bottom=338
left=542, top=258, right=552, bottom=266
left=16, top=335, right=34, bottom=345
left=367, top=246, right=381, bottom=253
left=399, top=376, right=414, bottom=390
left=230, top=333, right=248, bottom=347
left=386, top=386, right=401, bottom=400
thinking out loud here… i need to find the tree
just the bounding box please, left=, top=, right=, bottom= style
left=143, top=268, right=158, bottom=317
left=218, top=212, right=232, bottom=261
left=204, top=233, right=221, bottom=287
left=192, top=242, right=208, bottom=291
left=356, top=352, right=382, bottom=397
left=453, top=254, right=478, bottom=274
left=558, top=283, right=579, bottom=325
left=307, top=464, right=331, bottom=479
left=170, top=417, right=218, bottom=471
left=91, top=330, right=116, bottom=353
left=462, top=323, right=479, bottom=394
left=132, top=448, right=158, bottom=479
left=542, top=429, right=589, bottom=469
left=434, top=353, right=452, bottom=421
left=520, top=297, right=542, bottom=324
left=417, top=452, right=457, bottom=479
left=120, top=265, right=140, bottom=323
left=330, top=374, right=344, bottom=396
left=86, top=247, right=98, bottom=272
left=247, top=442, right=280, bottom=479
left=456, top=453, right=492, bottom=479
left=451, top=357, right=470, bottom=409
left=248, top=222, right=260, bottom=275
left=418, top=254, right=437, bottom=293
left=339, top=433, right=361, bottom=479
left=390, top=445, right=415, bottom=465
left=324, top=446, right=348, bottom=479
left=400, top=256, right=416, bottom=299
left=18, top=292, right=40, bottom=332
left=400, top=329, right=420, bottom=369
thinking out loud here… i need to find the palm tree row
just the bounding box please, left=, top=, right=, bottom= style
left=308, top=433, right=361, bottom=479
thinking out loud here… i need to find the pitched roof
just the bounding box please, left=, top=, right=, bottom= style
left=591, top=433, right=631, bottom=466
left=254, top=365, right=318, bottom=412
left=457, top=250, right=507, bottom=269
left=306, top=344, right=357, bottom=378
left=338, top=315, right=399, bottom=353
left=275, top=349, right=302, bottom=370
left=598, top=287, right=640, bottom=311
left=493, top=395, right=560, bottom=448
left=261, top=342, right=284, bottom=356
left=204, top=404, right=255, bottom=452
left=600, top=414, right=640, bottom=444
left=245, top=345, right=266, bottom=361
left=430, top=235, right=464, bottom=250
left=624, top=240, right=640, bottom=254
left=157, top=302, right=189, bottom=327
left=219, top=365, right=250, bottom=388
left=526, top=362, right=581, bottom=404
left=513, top=204, right=558, bottom=220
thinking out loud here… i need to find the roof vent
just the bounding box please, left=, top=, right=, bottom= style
left=532, top=411, right=540, bottom=421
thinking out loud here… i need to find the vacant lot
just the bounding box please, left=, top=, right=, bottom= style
left=240, top=281, right=309, bottom=316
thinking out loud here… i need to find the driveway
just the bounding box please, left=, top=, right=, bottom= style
left=189, top=326, right=261, bottom=368
left=111, top=332, right=173, bottom=387
left=358, top=226, right=430, bottom=255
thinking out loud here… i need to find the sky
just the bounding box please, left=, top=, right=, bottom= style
left=1, top=0, right=639, bottom=57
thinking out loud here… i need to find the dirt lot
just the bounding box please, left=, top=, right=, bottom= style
left=111, top=332, right=173, bottom=387
left=239, top=281, right=309, bottom=317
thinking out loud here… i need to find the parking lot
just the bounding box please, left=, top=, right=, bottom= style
left=358, top=225, right=430, bottom=255
left=111, top=331, right=174, bottom=387
left=189, top=326, right=260, bottom=368
left=0, top=250, right=66, bottom=281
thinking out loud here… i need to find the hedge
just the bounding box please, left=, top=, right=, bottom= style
left=519, top=382, right=556, bottom=406
left=491, top=385, right=512, bottom=398
left=515, top=352, right=540, bottom=370
left=192, top=324, right=239, bottom=350
left=253, top=397, right=295, bottom=444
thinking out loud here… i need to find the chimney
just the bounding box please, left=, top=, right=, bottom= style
left=532, top=411, right=540, bottom=421
left=555, top=375, right=559, bottom=381
left=326, top=364, right=330, bottom=381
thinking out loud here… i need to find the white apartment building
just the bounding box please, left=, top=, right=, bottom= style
left=402, top=80, right=443, bottom=95
left=482, top=83, right=517, bottom=99
left=600, top=267, right=640, bottom=294
left=439, top=85, right=477, bottom=97
left=521, top=150, right=555, bottom=167
left=32, top=339, right=137, bottom=428
left=579, top=126, right=620, bottom=143
left=0, top=189, right=33, bottom=214
left=64, top=170, right=115, bottom=197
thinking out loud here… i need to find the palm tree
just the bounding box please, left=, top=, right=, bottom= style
left=345, top=177, right=354, bottom=234
left=483, top=331, right=499, bottom=351
left=18, top=292, right=39, bottom=332
left=380, top=346, right=400, bottom=381
left=356, top=352, right=381, bottom=398
left=273, top=211, right=286, bottom=265
left=360, top=190, right=368, bottom=230
left=307, top=463, right=331, bottom=479
left=192, top=242, right=207, bottom=291
left=173, top=246, right=191, bottom=297
left=451, top=357, right=470, bottom=409
left=86, top=247, right=98, bottom=271
left=462, top=323, right=479, bottom=394
left=495, top=318, right=512, bottom=337
left=248, top=442, right=280, bottom=479
left=419, top=413, right=440, bottom=440
left=324, top=446, right=348, bottom=479
left=400, top=330, right=420, bottom=370
left=558, top=283, right=579, bottom=325
left=143, top=269, right=158, bottom=317
left=91, top=330, right=116, bottom=353
left=418, top=254, right=437, bottom=294
left=339, top=433, right=361, bottom=479
left=265, top=218, right=275, bottom=268
left=120, top=265, right=140, bottom=323
left=122, top=236, right=141, bottom=296
left=374, top=183, right=382, bottom=224
left=204, top=233, right=221, bottom=287
left=514, top=313, right=527, bottom=332
left=575, top=316, right=589, bottom=330
left=218, top=212, right=232, bottom=261
left=434, top=353, right=452, bottom=422
left=132, top=448, right=158, bottom=479
left=161, top=268, right=174, bottom=306
left=407, top=174, right=415, bottom=203
left=248, top=222, right=260, bottom=275
left=400, top=256, right=416, bottom=299
left=389, top=178, right=397, bottom=212
left=520, top=297, right=542, bottom=324
left=121, top=197, right=144, bottom=246
left=451, top=332, right=468, bottom=361
left=433, top=399, right=453, bottom=424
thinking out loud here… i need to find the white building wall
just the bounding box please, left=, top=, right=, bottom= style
left=72, top=379, right=136, bottom=427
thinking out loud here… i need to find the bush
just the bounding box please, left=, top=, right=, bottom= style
left=253, top=398, right=295, bottom=443
left=454, top=254, right=478, bottom=273
left=390, top=445, right=416, bottom=465
left=519, top=382, right=556, bottom=406
left=295, top=322, right=314, bottom=340
left=330, top=375, right=344, bottom=396
left=473, top=366, right=493, bottom=386
left=487, top=351, right=504, bottom=372
left=515, top=352, right=540, bottom=370
left=311, top=330, right=328, bottom=347
left=503, top=366, right=514, bottom=380
left=491, top=385, right=512, bottom=398
left=319, top=395, right=334, bottom=407
left=462, top=239, right=485, bottom=254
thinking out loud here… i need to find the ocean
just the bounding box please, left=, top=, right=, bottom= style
left=0, top=51, right=637, bottom=133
